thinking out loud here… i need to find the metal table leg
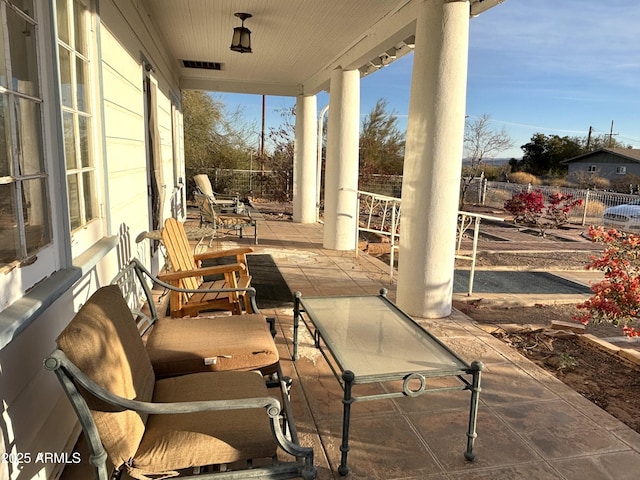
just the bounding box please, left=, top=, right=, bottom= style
left=338, top=370, right=355, bottom=476
left=293, top=292, right=301, bottom=360
left=464, top=361, right=484, bottom=461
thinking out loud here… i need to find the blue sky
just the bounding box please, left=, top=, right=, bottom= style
left=216, top=0, right=640, bottom=159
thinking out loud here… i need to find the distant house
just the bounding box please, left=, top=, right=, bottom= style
left=562, top=148, right=640, bottom=181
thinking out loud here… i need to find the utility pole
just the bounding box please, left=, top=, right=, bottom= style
left=586, top=126, right=592, bottom=150
left=607, top=120, right=618, bottom=148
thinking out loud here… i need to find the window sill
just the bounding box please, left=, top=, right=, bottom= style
left=0, top=236, right=117, bottom=350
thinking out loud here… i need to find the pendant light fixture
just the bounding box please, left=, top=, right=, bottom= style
left=230, top=13, right=252, bottom=53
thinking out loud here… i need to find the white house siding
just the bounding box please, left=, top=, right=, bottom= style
left=0, top=290, right=77, bottom=480
left=100, top=26, right=150, bottom=258
left=99, top=2, right=184, bottom=264
left=157, top=86, right=177, bottom=217
left=0, top=266, right=119, bottom=480
left=0, top=1, right=184, bottom=479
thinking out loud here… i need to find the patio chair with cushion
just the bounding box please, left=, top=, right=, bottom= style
left=194, top=191, right=258, bottom=244
left=193, top=173, right=244, bottom=213
left=159, top=217, right=254, bottom=317
left=111, top=258, right=280, bottom=378
left=44, top=286, right=316, bottom=480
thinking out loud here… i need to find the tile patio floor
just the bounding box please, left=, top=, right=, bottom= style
left=248, top=216, right=640, bottom=480
left=62, top=213, right=640, bottom=480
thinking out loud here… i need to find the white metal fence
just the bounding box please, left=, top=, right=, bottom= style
left=464, top=179, right=640, bottom=226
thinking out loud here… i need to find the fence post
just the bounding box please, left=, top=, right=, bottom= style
left=481, top=178, right=488, bottom=206
left=582, top=189, right=590, bottom=226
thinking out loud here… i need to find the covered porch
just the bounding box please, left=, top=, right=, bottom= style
left=150, top=0, right=507, bottom=319
left=61, top=212, right=640, bottom=479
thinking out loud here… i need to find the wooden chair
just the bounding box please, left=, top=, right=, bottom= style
left=45, top=286, right=316, bottom=480
left=194, top=191, right=258, bottom=244
left=159, top=217, right=254, bottom=317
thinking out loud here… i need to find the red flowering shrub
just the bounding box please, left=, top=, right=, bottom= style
left=575, top=226, right=640, bottom=337
left=503, top=190, right=583, bottom=236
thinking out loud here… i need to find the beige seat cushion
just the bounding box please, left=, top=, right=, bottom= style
left=131, top=371, right=277, bottom=476
left=145, top=314, right=279, bottom=378
left=56, top=285, right=155, bottom=471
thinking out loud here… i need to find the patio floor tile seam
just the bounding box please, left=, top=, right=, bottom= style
left=485, top=398, right=639, bottom=464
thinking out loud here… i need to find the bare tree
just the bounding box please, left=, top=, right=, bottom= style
left=460, top=114, right=514, bottom=207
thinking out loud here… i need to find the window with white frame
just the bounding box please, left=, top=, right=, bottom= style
left=56, top=0, right=97, bottom=232
left=616, top=166, right=627, bottom=175
left=587, top=165, right=597, bottom=173
left=0, top=0, right=52, bottom=269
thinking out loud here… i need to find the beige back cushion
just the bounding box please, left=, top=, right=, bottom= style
left=193, top=174, right=214, bottom=197
left=56, top=285, right=155, bottom=469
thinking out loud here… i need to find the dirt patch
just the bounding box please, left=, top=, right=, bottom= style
left=372, top=243, right=603, bottom=271
left=468, top=251, right=598, bottom=270
left=454, top=302, right=622, bottom=338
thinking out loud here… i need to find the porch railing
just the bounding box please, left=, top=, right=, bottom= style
left=355, top=190, right=503, bottom=294
left=455, top=211, right=504, bottom=295
left=355, top=191, right=401, bottom=280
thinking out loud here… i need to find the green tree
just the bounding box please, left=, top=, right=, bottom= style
left=586, top=134, right=631, bottom=151
left=183, top=90, right=222, bottom=175
left=183, top=90, right=256, bottom=193
left=516, top=133, right=583, bottom=176
left=359, top=99, right=405, bottom=175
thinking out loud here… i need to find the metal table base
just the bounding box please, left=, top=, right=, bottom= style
left=293, top=289, right=483, bottom=476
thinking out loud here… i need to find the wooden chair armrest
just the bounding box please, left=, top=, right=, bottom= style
left=158, top=263, right=245, bottom=282
left=194, top=247, right=253, bottom=262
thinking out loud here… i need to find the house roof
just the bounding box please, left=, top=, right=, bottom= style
left=561, top=148, right=640, bottom=164
left=138, top=0, right=504, bottom=96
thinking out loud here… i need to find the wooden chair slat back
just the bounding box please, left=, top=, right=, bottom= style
left=161, top=218, right=202, bottom=297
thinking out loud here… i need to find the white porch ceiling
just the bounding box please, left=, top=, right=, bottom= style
left=143, top=0, right=503, bottom=96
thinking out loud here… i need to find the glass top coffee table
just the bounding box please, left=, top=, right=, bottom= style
left=293, top=289, right=483, bottom=476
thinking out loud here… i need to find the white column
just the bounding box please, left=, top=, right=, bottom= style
left=396, top=0, right=470, bottom=317
left=293, top=94, right=318, bottom=223
left=323, top=68, right=360, bottom=250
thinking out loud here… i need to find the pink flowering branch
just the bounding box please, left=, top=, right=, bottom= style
left=575, top=226, right=640, bottom=337
left=504, top=190, right=583, bottom=237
